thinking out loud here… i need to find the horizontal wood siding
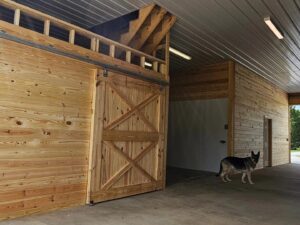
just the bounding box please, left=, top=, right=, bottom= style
left=170, top=62, right=229, bottom=101
left=0, top=38, right=94, bottom=220
left=234, top=64, right=289, bottom=167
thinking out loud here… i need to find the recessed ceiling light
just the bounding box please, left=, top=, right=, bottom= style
left=144, top=62, right=152, bottom=67
left=169, top=47, right=192, bottom=60
left=264, top=17, right=284, bottom=39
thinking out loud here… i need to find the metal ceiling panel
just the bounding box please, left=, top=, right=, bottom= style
left=10, top=0, right=300, bottom=92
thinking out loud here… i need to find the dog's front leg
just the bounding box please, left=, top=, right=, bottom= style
left=246, top=171, right=254, bottom=184
left=225, top=174, right=232, bottom=182
left=241, top=173, right=247, bottom=184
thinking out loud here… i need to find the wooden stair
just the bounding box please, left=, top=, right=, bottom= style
left=120, top=4, right=176, bottom=54
left=120, top=4, right=155, bottom=45
left=142, top=14, right=177, bottom=54
left=91, top=4, right=176, bottom=56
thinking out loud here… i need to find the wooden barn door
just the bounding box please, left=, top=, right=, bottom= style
left=87, top=70, right=168, bottom=204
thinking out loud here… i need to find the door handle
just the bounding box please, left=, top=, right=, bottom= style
left=220, top=140, right=226, bottom=144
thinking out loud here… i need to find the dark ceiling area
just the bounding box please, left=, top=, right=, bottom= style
left=7, top=0, right=300, bottom=92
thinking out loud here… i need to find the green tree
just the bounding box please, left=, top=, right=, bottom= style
left=291, top=106, right=300, bottom=149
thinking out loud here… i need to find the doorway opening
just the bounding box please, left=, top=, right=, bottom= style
left=290, top=106, right=300, bottom=164
left=263, top=117, right=272, bottom=167
left=166, top=99, right=228, bottom=185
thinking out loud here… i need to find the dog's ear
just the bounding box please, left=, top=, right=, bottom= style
left=251, top=151, right=254, bottom=156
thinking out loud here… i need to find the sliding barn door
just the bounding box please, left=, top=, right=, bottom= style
left=87, top=70, right=168, bottom=204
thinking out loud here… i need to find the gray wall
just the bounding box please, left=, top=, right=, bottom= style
left=167, top=99, right=228, bottom=172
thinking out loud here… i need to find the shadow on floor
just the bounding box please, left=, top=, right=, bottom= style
left=166, top=166, right=216, bottom=186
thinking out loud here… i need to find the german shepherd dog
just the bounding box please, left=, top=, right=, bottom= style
left=217, top=151, right=260, bottom=184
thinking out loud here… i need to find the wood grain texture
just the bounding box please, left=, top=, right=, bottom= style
left=288, top=93, right=300, bottom=105
left=170, top=62, right=229, bottom=101
left=88, top=72, right=167, bottom=203
left=0, top=38, right=95, bottom=220
left=234, top=64, right=289, bottom=167
left=227, top=61, right=235, bottom=156
left=0, top=20, right=166, bottom=83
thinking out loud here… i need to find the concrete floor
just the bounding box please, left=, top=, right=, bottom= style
left=2, top=164, right=300, bottom=225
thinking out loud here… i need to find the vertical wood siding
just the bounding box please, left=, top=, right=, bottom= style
left=234, top=64, right=289, bottom=167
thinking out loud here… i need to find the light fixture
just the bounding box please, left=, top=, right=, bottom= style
left=144, top=62, right=152, bottom=67
left=264, top=17, right=284, bottom=39
left=169, top=47, right=192, bottom=60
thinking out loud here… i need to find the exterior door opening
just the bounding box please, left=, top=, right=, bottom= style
left=290, top=106, right=300, bottom=164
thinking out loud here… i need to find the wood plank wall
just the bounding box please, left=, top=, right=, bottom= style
left=0, top=38, right=95, bottom=220
left=234, top=64, right=289, bottom=167
left=288, top=93, right=300, bottom=105
left=170, top=62, right=229, bottom=101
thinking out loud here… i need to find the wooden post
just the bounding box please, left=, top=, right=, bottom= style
left=95, top=39, right=100, bottom=52
left=69, top=29, right=75, bottom=44
left=159, top=64, right=166, bottom=75
left=14, top=8, right=21, bottom=26
left=140, top=56, right=145, bottom=68
left=162, top=32, right=170, bottom=189
left=126, top=51, right=131, bottom=63
left=109, top=44, right=115, bottom=58
left=91, top=37, right=96, bottom=51
left=164, top=32, right=170, bottom=80
left=86, top=69, right=106, bottom=203
left=227, top=60, right=235, bottom=157
left=44, top=20, right=50, bottom=36
left=153, top=61, right=158, bottom=72
left=288, top=106, right=291, bottom=164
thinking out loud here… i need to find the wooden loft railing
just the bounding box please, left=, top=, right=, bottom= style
left=0, top=0, right=167, bottom=80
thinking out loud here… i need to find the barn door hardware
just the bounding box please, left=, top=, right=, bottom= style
left=103, top=69, right=108, bottom=77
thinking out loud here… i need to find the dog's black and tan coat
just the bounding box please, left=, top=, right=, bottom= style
left=217, top=151, right=260, bottom=184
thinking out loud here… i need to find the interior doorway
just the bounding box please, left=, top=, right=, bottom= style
left=167, top=99, right=228, bottom=175
left=263, top=117, right=272, bottom=167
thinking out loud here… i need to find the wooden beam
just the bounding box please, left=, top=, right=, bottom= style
left=142, top=15, right=176, bottom=54
left=0, top=20, right=167, bottom=85
left=120, top=4, right=155, bottom=45
left=86, top=70, right=106, bottom=203
left=288, top=93, right=300, bottom=105
left=162, top=32, right=170, bottom=189
left=104, top=141, right=157, bottom=183
left=108, top=82, right=158, bottom=132
left=102, top=130, right=159, bottom=142
left=164, top=32, right=170, bottom=79
left=130, top=8, right=167, bottom=50
left=0, top=0, right=165, bottom=65
left=105, top=93, right=159, bottom=130
left=101, top=141, right=157, bottom=190
left=227, top=60, right=235, bottom=157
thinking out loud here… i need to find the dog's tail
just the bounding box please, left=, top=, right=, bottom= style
left=216, top=161, right=223, bottom=177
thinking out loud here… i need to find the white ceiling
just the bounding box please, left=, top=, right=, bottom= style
left=11, top=0, right=300, bottom=92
